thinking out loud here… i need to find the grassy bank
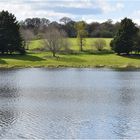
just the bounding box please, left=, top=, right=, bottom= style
left=0, top=38, right=140, bottom=69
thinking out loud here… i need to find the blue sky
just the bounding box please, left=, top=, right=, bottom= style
left=0, top=0, right=140, bottom=24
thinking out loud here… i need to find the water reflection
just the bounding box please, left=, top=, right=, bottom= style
left=111, top=71, right=140, bottom=139
left=0, top=109, right=18, bottom=138
left=0, top=70, right=20, bottom=138
left=0, top=85, right=19, bottom=98
left=0, top=68, right=140, bottom=138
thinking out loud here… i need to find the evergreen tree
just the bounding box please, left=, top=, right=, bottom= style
left=111, top=18, right=138, bottom=54
left=0, top=11, right=25, bottom=54
left=133, top=32, right=140, bottom=54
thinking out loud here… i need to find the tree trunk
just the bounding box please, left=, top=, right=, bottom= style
left=26, top=42, right=29, bottom=50
left=80, top=38, right=83, bottom=51
left=52, top=51, right=56, bottom=57
left=80, top=44, right=83, bottom=51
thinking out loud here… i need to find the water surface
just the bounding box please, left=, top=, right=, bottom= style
left=0, top=68, right=140, bottom=139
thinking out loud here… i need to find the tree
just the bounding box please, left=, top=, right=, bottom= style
left=93, top=39, right=106, bottom=51
left=133, top=32, right=140, bottom=54
left=43, top=27, right=69, bottom=57
left=60, top=20, right=76, bottom=37
left=111, top=18, right=138, bottom=54
left=21, top=18, right=121, bottom=38
left=60, top=17, right=72, bottom=25
left=75, top=21, right=88, bottom=51
left=39, top=18, right=50, bottom=32
left=20, top=29, right=34, bottom=50
left=0, top=11, right=25, bottom=54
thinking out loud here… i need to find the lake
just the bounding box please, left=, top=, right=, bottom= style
left=0, top=68, right=140, bottom=139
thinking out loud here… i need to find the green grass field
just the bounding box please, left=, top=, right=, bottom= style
left=0, top=38, right=140, bottom=69
left=29, top=38, right=112, bottom=51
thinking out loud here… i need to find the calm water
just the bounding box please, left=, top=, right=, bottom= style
left=0, top=68, right=140, bottom=139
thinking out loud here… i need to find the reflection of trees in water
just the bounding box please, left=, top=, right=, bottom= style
left=0, top=84, right=20, bottom=98
left=0, top=109, right=18, bottom=138
left=113, top=116, right=130, bottom=139
left=117, top=72, right=135, bottom=105
left=113, top=72, right=137, bottom=139
left=0, top=79, right=20, bottom=138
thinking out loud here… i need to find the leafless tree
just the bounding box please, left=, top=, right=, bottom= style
left=44, top=27, right=69, bottom=57
left=59, top=17, right=72, bottom=25
left=20, top=29, right=34, bottom=50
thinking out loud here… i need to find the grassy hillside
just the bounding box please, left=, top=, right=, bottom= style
left=29, top=38, right=112, bottom=51
left=0, top=38, right=140, bottom=69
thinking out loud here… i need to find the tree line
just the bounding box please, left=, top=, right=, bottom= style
left=0, top=10, right=140, bottom=57
left=20, top=17, right=120, bottom=38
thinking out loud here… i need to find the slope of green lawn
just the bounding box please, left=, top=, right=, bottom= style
left=0, top=38, right=140, bottom=69
left=29, top=39, right=44, bottom=50
left=28, top=38, right=112, bottom=51
left=69, top=38, right=112, bottom=51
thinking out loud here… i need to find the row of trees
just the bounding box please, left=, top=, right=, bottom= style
left=0, top=10, right=107, bottom=56
left=20, top=17, right=120, bottom=38
left=0, top=10, right=140, bottom=56
left=43, top=26, right=107, bottom=57
left=111, top=18, right=140, bottom=55
left=44, top=18, right=140, bottom=57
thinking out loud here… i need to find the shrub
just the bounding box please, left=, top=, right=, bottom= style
left=93, top=39, right=106, bottom=51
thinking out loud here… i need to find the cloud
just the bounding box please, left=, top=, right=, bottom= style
left=116, top=3, right=124, bottom=9
left=96, top=0, right=124, bottom=13
left=0, top=0, right=73, bottom=20
left=132, top=10, right=140, bottom=17
left=0, top=0, right=124, bottom=22
left=129, top=10, right=140, bottom=25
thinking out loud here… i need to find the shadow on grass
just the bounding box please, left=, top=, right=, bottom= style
left=0, top=54, right=45, bottom=61
left=44, top=55, right=87, bottom=63
left=60, top=49, right=114, bottom=56
left=0, top=59, right=7, bottom=64
left=58, top=56, right=87, bottom=63
left=120, top=54, right=140, bottom=60
left=82, top=49, right=114, bottom=55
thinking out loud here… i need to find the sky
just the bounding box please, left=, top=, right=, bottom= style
left=0, top=0, right=140, bottom=24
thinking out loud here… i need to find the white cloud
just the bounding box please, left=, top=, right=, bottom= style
left=129, top=10, right=140, bottom=25
left=0, top=0, right=124, bottom=22
left=0, top=0, right=73, bottom=20
left=132, top=10, right=140, bottom=17
left=116, top=3, right=124, bottom=9
left=97, top=0, right=124, bottom=13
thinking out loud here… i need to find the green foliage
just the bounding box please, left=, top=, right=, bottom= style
left=75, top=21, right=88, bottom=38
left=21, top=17, right=121, bottom=38
left=133, top=32, right=140, bottom=54
left=111, top=18, right=139, bottom=54
left=75, top=21, right=88, bottom=51
left=61, top=21, right=76, bottom=37
left=0, top=38, right=140, bottom=69
left=59, top=17, right=72, bottom=25
left=1, top=51, right=140, bottom=69
left=93, top=39, right=106, bottom=51
left=0, top=11, right=25, bottom=54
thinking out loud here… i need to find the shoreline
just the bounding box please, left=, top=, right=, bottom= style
left=0, top=64, right=140, bottom=71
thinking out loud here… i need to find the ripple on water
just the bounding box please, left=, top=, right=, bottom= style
left=0, top=68, right=140, bottom=139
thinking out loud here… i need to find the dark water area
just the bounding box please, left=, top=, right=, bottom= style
left=0, top=68, right=140, bottom=139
